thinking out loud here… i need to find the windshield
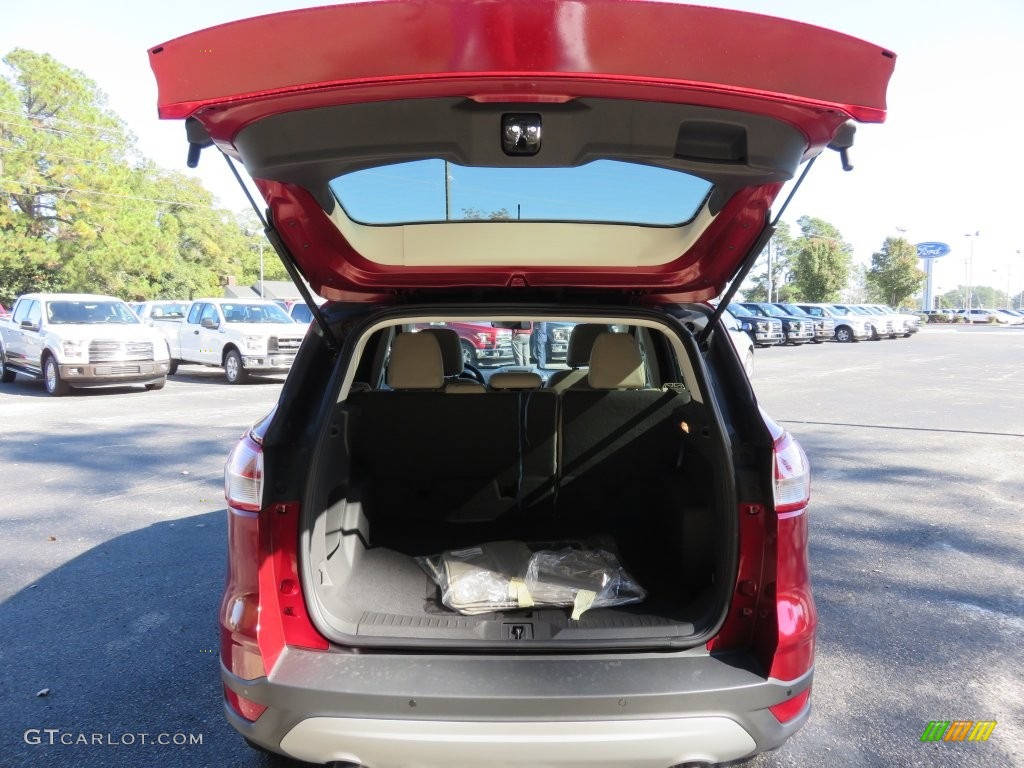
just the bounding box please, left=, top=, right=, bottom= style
left=330, top=159, right=713, bottom=226
left=727, top=303, right=753, bottom=317
left=46, top=300, right=139, bottom=325
left=149, top=302, right=190, bottom=319
left=222, top=303, right=293, bottom=324
left=757, top=304, right=791, bottom=318
left=777, top=304, right=809, bottom=317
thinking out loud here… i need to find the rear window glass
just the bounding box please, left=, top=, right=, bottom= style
left=330, top=159, right=713, bottom=226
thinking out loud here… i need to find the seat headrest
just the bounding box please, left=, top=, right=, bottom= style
left=489, top=371, right=543, bottom=390
left=419, top=328, right=464, bottom=377
left=387, top=333, right=444, bottom=390
left=565, top=323, right=607, bottom=368
left=587, top=333, right=646, bottom=389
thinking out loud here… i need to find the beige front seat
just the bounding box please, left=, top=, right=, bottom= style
left=546, top=324, right=607, bottom=391
left=420, top=328, right=486, bottom=393
left=387, top=332, right=445, bottom=390
left=587, top=332, right=646, bottom=390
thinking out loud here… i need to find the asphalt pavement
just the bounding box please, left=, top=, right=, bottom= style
left=0, top=328, right=1021, bottom=767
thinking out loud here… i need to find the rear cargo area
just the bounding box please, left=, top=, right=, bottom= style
left=303, top=342, right=736, bottom=649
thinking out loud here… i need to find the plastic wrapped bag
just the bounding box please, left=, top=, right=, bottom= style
left=418, top=540, right=646, bottom=618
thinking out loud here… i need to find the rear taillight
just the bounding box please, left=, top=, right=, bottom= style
left=220, top=433, right=328, bottom=725
left=221, top=435, right=267, bottom=721
left=220, top=501, right=267, bottom=721
left=768, top=431, right=816, bottom=704
left=707, top=429, right=816, bottom=721
left=773, top=432, right=810, bottom=514
left=225, top=435, right=263, bottom=512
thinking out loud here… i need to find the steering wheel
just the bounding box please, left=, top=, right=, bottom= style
left=459, top=363, right=486, bottom=385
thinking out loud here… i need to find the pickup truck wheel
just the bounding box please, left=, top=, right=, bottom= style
left=44, top=355, right=70, bottom=396
left=834, top=326, right=854, bottom=343
left=224, top=349, right=249, bottom=384
left=0, top=350, right=15, bottom=383
left=168, top=359, right=179, bottom=375
left=460, top=340, right=477, bottom=366
left=145, top=377, right=166, bottom=391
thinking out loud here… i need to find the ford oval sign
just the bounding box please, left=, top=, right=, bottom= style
left=916, top=242, right=951, bottom=259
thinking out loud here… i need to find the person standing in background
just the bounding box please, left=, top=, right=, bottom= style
left=531, top=321, right=548, bottom=368
left=511, top=323, right=530, bottom=366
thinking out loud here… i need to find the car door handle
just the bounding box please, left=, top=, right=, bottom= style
left=193, top=330, right=200, bottom=335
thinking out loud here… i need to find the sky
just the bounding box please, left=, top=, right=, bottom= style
left=3, top=0, right=1024, bottom=299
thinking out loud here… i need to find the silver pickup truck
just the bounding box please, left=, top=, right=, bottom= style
left=0, top=293, right=170, bottom=396
left=152, top=298, right=305, bottom=383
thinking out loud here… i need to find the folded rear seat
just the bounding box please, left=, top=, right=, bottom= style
left=558, top=333, right=699, bottom=526
left=345, top=332, right=558, bottom=544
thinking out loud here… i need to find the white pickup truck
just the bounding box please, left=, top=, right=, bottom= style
left=154, top=298, right=305, bottom=383
left=0, top=293, right=171, bottom=396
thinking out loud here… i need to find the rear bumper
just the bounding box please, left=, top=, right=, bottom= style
left=59, top=361, right=169, bottom=386
left=224, top=649, right=812, bottom=767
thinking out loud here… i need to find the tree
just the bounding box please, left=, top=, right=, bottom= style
left=0, top=49, right=260, bottom=304
left=866, top=237, right=926, bottom=307
left=742, top=221, right=795, bottom=301
left=461, top=207, right=512, bottom=220
left=788, top=216, right=852, bottom=302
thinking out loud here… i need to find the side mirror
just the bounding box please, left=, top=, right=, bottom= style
left=200, top=317, right=219, bottom=330
left=20, top=319, right=39, bottom=332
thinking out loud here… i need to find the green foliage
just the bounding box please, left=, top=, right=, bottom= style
left=0, top=49, right=266, bottom=305
left=788, top=215, right=852, bottom=301
left=461, top=207, right=513, bottom=220
left=866, top=237, right=926, bottom=306
left=742, top=221, right=793, bottom=301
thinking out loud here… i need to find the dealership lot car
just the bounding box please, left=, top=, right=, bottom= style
left=739, top=302, right=815, bottom=345
left=150, top=2, right=893, bottom=765
left=727, top=302, right=785, bottom=347
left=772, top=302, right=835, bottom=343
left=798, top=303, right=875, bottom=342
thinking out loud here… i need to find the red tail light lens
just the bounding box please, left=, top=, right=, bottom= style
left=225, top=435, right=264, bottom=512
left=773, top=432, right=810, bottom=514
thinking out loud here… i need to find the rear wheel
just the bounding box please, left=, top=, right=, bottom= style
left=44, top=355, right=70, bottom=396
left=224, top=349, right=249, bottom=384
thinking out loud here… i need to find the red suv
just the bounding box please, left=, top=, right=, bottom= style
left=412, top=321, right=514, bottom=367
left=152, top=2, right=892, bottom=765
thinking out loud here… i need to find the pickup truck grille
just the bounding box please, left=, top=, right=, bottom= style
left=89, top=340, right=154, bottom=362
left=268, top=336, right=303, bottom=353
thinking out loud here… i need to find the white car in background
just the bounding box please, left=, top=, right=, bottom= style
left=993, top=309, right=1023, bottom=325
left=958, top=308, right=1009, bottom=324
left=721, top=308, right=755, bottom=377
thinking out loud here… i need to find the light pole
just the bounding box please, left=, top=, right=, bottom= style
left=245, top=228, right=265, bottom=297
left=963, top=232, right=978, bottom=310
left=1018, top=250, right=1023, bottom=310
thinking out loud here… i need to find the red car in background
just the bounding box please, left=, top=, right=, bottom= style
left=412, top=321, right=515, bottom=366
